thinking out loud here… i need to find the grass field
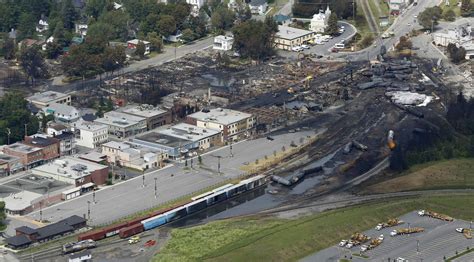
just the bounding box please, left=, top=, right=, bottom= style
left=440, top=0, right=462, bottom=17
left=362, top=158, right=474, bottom=194
left=154, top=194, right=474, bottom=262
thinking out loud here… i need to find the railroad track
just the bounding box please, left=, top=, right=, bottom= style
left=358, top=0, right=379, bottom=35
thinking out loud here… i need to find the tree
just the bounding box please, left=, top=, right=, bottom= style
left=395, top=36, right=412, bottom=51
left=87, top=22, right=114, bottom=43
left=2, top=38, right=16, bottom=60
left=53, top=21, right=70, bottom=48
left=447, top=43, right=466, bottom=64
left=17, top=13, right=36, bottom=39
left=443, top=9, right=456, bottom=22
left=0, top=92, right=40, bottom=144
left=460, top=0, right=473, bottom=17
left=61, top=0, right=79, bottom=30
left=325, top=12, right=339, bottom=35
left=293, top=0, right=356, bottom=19
left=19, top=47, right=49, bottom=85
left=235, top=1, right=252, bottom=23
left=211, top=6, right=235, bottom=32
left=418, top=6, right=442, bottom=30
left=147, top=32, right=164, bottom=52
left=98, top=10, right=130, bottom=41
left=86, top=0, right=113, bottom=19
left=102, top=46, right=126, bottom=72
left=0, top=201, right=5, bottom=232
left=135, top=41, right=146, bottom=58
left=233, top=17, right=278, bottom=60
left=180, top=28, right=196, bottom=43
left=45, top=42, right=62, bottom=59
left=157, top=15, right=177, bottom=38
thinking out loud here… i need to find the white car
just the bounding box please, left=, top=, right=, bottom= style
left=456, top=228, right=464, bottom=233
left=396, top=258, right=408, bottom=262
left=360, top=245, right=368, bottom=252
left=390, top=230, right=398, bottom=237
left=413, top=15, right=418, bottom=18
left=340, top=25, right=345, bottom=29
left=378, top=234, right=384, bottom=241
left=375, top=224, right=383, bottom=230
left=345, top=241, right=354, bottom=248
left=339, top=240, right=348, bottom=247
left=301, top=44, right=310, bottom=49
left=408, top=23, right=411, bottom=26
left=291, top=46, right=303, bottom=52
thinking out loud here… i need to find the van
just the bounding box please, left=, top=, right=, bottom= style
left=334, top=43, right=345, bottom=49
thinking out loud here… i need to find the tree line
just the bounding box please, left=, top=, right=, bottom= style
left=292, top=0, right=356, bottom=19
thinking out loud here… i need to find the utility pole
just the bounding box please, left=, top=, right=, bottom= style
left=39, top=201, right=42, bottom=222
left=154, top=177, right=157, bottom=198
left=217, top=156, right=221, bottom=174
left=416, top=239, right=420, bottom=253
left=87, top=201, right=91, bottom=221
left=92, top=191, right=96, bottom=204
left=24, top=123, right=28, bottom=138
left=352, top=0, right=355, bottom=21
left=230, top=142, right=233, bottom=157
left=6, top=128, right=10, bottom=145
left=142, top=172, right=145, bottom=187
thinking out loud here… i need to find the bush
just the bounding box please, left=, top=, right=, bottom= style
left=358, top=34, right=374, bottom=49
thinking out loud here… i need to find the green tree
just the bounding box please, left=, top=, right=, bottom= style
left=147, top=32, right=164, bottom=52
left=135, top=41, right=146, bottom=58
left=98, top=10, right=130, bottom=41
left=102, top=46, right=126, bottom=72
left=2, top=38, right=16, bottom=60
left=45, top=42, right=62, bottom=59
left=53, top=21, right=70, bottom=48
left=86, top=0, right=113, bottom=19
left=140, top=13, right=160, bottom=36
left=325, top=12, right=339, bottom=35
left=157, top=15, right=177, bottom=38
left=358, top=34, right=374, bottom=48
left=17, top=13, right=36, bottom=39
left=180, top=28, right=196, bottom=43
left=418, top=6, right=442, bottom=30
left=19, top=47, right=49, bottom=85
left=0, top=201, right=5, bottom=231
left=211, top=6, right=235, bottom=32
left=87, top=22, right=114, bottom=43
left=460, top=0, right=473, bottom=17
left=443, top=9, right=456, bottom=21
left=395, top=36, right=412, bottom=51
left=233, top=17, right=278, bottom=60
left=61, top=0, right=79, bottom=30
left=447, top=43, right=466, bottom=64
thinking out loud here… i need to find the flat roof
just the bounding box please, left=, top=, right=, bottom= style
left=95, top=111, right=145, bottom=128
left=0, top=154, right=21, bottom=162
left=127, top=39, right=150, bottom=45
left=187, top=108, right=252, bottom=125
left=1, top=191, right=42, bottom=211
left=79, top=152, right=107, bottom=163
left=276, top=25, right=314, bottom=40
left=101, top=141, right=131, bottom=150
left=158, top=123, right=220, bottom=142
left=74, top=121, right=108, bottom=132
left=26, top=135, right=59, bottom=147
left=32, top=157, right=107, bottom=181
left=135, top=132, right=191, bottom=148
left=27, top=91, right=69, bottom=103
left=120, top=104, right=167, bottom=118
left=6, top=143, right=42, bottom=154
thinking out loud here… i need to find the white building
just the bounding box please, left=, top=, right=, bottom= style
left=186, top=0, right=205, bottom=15
left=127, top=39, right=151, bottom=55
left=101, top=141, right=167, bottom=171
left=433, top=21, right=474, bottom=59
left=36, top=19, right=49, bottom=33
left=75, top=23, right=88, bottom=37
left=27, top=91, right=71, bottom=108
left=119, top=104, right=171, bottom=130
left=72, top=121, right=109, bottom=149
left=186, top=108, right=256, bottom=141
left=248, top=0, right=268, bottom=15
left=310, top=6, right=331, bottom=33
left=42, top=102, right=80, bottom=123
left=389, top=0, right=410, bottom=14
left=157, top=123, right=223, bottom=150
left=94, top=111, right=147, bottom=138
left=213, top=35, right=234, bottom=51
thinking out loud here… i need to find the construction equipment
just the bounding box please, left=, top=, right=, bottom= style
left=361, top=235, right=384, bottom=252
left=387, top=130, right=396, bottom=150
left=455, top=228, right=472, bottom=239
left=390, top=227, right=424, bottom=237
left=418, top=210, right=454, bottom=221
left=375, top=218, right=404, bottom=230
left=346, top=233, right=371, bottom=247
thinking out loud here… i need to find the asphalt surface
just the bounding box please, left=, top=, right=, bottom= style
left=302, top=210, right=474, bottom=262
left=26, top=131, right=313, bottom=226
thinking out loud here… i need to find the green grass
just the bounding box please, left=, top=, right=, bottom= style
left=368, top=0, right=381, bottom=26
left=363, top=158, right=474, bottom=194
left=154, top=194, right=474, bottom=262
left=440, top=0, right=462, bottom=17
left=447, top=247, right=474, bottom=261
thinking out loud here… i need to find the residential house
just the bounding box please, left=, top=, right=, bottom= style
left=127, top=39, right=151, bottom=55
left=36, top=17, right=49, bottom=33
left=249, top=0, right=268, bottom=15
left=42, top=102, right=80, bottom=124
left=213, top=35, right=234, bottom=51
left=72, top=121, right=109, bottom=149
left=186, top=0, right=205, bottom=15
left=75, top=23, right=88, bottom=37
left=310, top=6, right=331, bottom=33
left=274, top=25, right=316, bottom=50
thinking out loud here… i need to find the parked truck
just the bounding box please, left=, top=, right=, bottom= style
left=418, top=210, right=454, bottom=221
left=346, top=233, right=371, bottom=248
left=62, top=239, right=96, bottom=254
left=375, top=218, right=404, bottom=230
left=390, top=227, right=424, bottom=237
left=456, top=228, right=473, bottom=239
left=361, top=235, right=384, bottom=252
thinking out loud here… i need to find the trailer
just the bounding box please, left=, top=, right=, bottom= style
left=390, top=227, right=424, bottom=237
left=418, top=210, right=454, bottom=221
left=455, top=228, right=472, bottom=239
left=346, top=233, right=370, bottom=248
left=375, top=218, right=404, bottom=230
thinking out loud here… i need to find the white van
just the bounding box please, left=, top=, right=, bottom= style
left=334, top=43, right=345, bottom=49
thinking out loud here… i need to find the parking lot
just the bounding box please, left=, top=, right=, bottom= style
left=303, top=211, right=474, bottom=261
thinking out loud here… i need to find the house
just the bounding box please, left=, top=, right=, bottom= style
left=27, top=91, right=71, bottom=108
left=433, top=22, right=474, bottom=59
left=94, top=111, right=147, bottom=138
left=18, top=39, right=45, bottom=50
left=42, top=102, right=80, bottom=123
left=389, top=0, right=410, bottom=15
left=185, top=108, right=256, bottom=141
left=127, top=39, right=151, bottom=55
left=379, top=16, right=390, bottom=27
left=54, top=131, right=76, bottom=156
left=23, top=134, right=60, bottom=162
left=310, top=6, right=331, bottom=33
left=101, top=141, right=168, bottom=171
left=0, top=154, right=24, bottom=176
left=32, top=157, right=109, bottom=186
left=47, top=123, right=69, bottom=137
left=75, top=23, right=88, bottom=37
left=72, top=121, right=109, bottom=149
left=213, top=35, right=234, bottom=51
left=248, top=0, right=268, bottom=15
left=36, top=17, right=49, bottom=33
left=186, top=0, right=205, bottom=14
left=164, top=32, right=182, bottom=43
left=119, top=104, right=172, bottom=130
left=274, top=25, right=316, bottom=50
left=69, top=250, right=92, bottom=262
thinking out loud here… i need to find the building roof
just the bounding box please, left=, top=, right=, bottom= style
left=135, top=132, right=191, bottom=148
left=274, top=14, right=290, bottom=23
left=120, top=104, right=167, bottom=118
left=43, top=102, right=79, bottom=118
left=102, top=141, right=131, bottom=150
left=0, top=154, right=21, bottom=163
left=69, top=250, right=92, bottom=259
left=55, top=131, right=74, bottom=140
left=74, top=121, right=108, bottom=132
left=158, top=123, right=220, bottom=142
left=36, top=222, right=74, bottom=241
left=5, top=235, right=32, bottom=247
left=5, top=143, right=42, bottom=154
left=187, top=108, right=252, bottom=125
left=2, top=191, right=42, bottom=212
left=27, top=91, right=69, bottom=104
left=95, top=111, right=145, bottom=128
left=58, top=215, right=86, bottom=227
left=25, top=135, right=59, bottom=147
left=16, top=226, right=38, bottom=235
left=32, top=157, right=108, bottom=181
left=249, top=0, right=267, bottom=6
left=79, top=152, right=107, bottom=163
left=48, top=123, right=68, bottom=131
left=127, top=39, right=150, bottom=45
left=214, top=35, right=233, bottom=41
left=276, top=25, right=314, bottom=40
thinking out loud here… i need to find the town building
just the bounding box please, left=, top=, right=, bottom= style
left=131, top=132, right=194, bottom=159
left=1, top=191, right=42, bottom=215
left=379, top=16, right=390, bottom=27
left=42, top=102, right=81, bottom=123
left=310, top=6, right=331, bottom=33
left=248, top=0, right=268, bottom=15
left=158, top=123, right=223, bottom=149
left=101, top=141, right=167, bottom=171
left=27, top=91, right=71, bottom=108
left=127, top=39, right=151, bottom=55
left=72, top=121, right=109, bottom=149
left=213, top=35, right=234, bottom=51
left=47, top=123, right=69, bottom=137
left=0, top=154, right=23, bottom=176
left=54, top=131, right=76, bottom=156
left=69, top=250, right=92, bottom=262
left=32, top=157, right=109, bottom=186
left=23, top=134, right=60, bottom=162
left=75, top=23, right=88, bottom=37
left=119, top=104, right=171, bottom=130
left=274, top=25, right=316, bottom=50
left=433, top=21, right=474, bottom=60
left=36, top=17, right=49, bottom=33
left=186, top=0, right=205, bottom=14
left=3, top=143, right=43, bottom=169
left=186, top=108, right=256, bottom=141
left=388, top=0, right=410, bottom=15
left=95, top=111, right=147, bottom=138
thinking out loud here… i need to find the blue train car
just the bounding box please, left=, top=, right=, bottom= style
left=185, top=198, right=207, bottom=214
left=206, top=191, right=228, bottom=206
left=141, top=214, right=167, bottom=230
left=165, top=206, right=187, bottom=222
left=226, top=183, right=248, bottom=198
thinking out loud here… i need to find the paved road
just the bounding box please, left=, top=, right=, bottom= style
left=26, top=131, right=312, bottom=226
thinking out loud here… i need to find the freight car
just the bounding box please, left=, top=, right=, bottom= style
left=63, top=239, right=96, bottom=254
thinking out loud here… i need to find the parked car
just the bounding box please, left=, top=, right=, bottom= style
left=301, top=44, right=310, bottom=49
left=291, top=46, right=303, bottom=52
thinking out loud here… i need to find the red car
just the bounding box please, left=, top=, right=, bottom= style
left=145, top=240, right=156, bottom=247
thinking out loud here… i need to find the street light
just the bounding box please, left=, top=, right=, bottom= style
left=142, top=172, right=145, bottom=188
left=6, top=128, right=10, bottom=145
left=87, top=201, right=91, bottom=221
left=93, top=191, right=96, bottom=204
left=154, top=177, right=157, bottom=198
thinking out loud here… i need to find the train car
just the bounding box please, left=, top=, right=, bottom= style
left=119, top=223, right=144, bottom=239
left=63, top=239, right=96, bottom=254
left=141, top=213, right=168, bottom=231
left=206, top=190, right=228, bottom=206
left=102, top=222, right=129, bottom=238
left=191, top=184, right=233, bottom=201
left=126, top=214, right=153, bottom=227
left=149, top=207, right=174, bottom=217
left=165, top=206, right=188, bottom=222
left=226, top=183, right=248, bottom=198
left=239, top=175, right=266, bottom=190
left=184, top=198, right=208, bottom=214
left=78, top=229, right=106, bottom=241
